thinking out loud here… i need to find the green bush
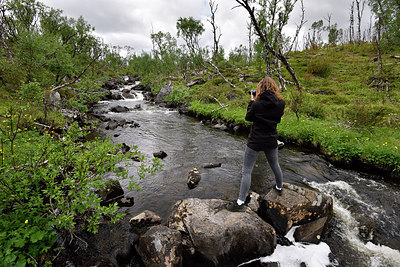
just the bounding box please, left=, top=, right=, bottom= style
left=164, top=84, right=191, bottom=104
left=307, top=56, right=332, bottom=77
left=0, top=108, right=162, bottom=265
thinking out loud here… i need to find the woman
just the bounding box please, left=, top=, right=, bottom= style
left=228, top=76, right=285, bottom=212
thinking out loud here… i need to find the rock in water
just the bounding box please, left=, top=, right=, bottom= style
left=258, top=183, right=333, bottom=235
left=153, top=151, right=167, bottom=159
left=136, top=225, right=183, bottom=267
left=187, top=168, right=201, bottom=189
left=203, top=163, right=222, bottom=169
left=168, top=198, right=276, bottom=266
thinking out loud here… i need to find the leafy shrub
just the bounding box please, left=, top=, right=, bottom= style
left=164, top=84, right=191, bottom=104
left=0, top=109, right=161, bottom=265
left=307, top=56, right=332, bottom=77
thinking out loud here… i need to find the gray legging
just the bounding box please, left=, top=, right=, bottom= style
left=238, top=146, right=283, bottom=202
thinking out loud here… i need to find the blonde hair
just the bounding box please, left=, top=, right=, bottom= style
left=255, top=77, right=283, bottom=101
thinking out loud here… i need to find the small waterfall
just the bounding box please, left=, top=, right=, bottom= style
left=310, top=181, right=400, bottom=267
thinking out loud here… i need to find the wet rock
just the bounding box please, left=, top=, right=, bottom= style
left=294, top=216, right=329, bottom=244
left=153, top=151, right=167, bottom=159
left=110, top=106, right=129, bottom=113
left=155, top=81, right=173, bottom=103
left=105, top=120, right=119, bottom=130
left=187, top=168, right=201, bottom=189
left=136, top=225, right=182, bottom=267
left=203, top=163, right=222, bottom=169
left=131, top=82, right=146, bottom=91
left=54, top=215, right=137, bottom=267
left=168, top=198, right=276, bottom=266
left=110, top=92, right=123, bottom=100
left=103, top=80, right=119, bottom=90
left=356, top=215, right=376, bottom=242
left=121, top=143, right=130, bottom=154
left=276, top=234, right=293, bottom=246
left=97, top=180, right=124, bottom=207
left=212, top=122, right=228, bottom=131
left=122, top=91, right=135, bottom=99
left=117, top=197, right=134, bottom=207
left=258, top=183, right=333, bottom=235
left=129, top=210, right=162, bottom=235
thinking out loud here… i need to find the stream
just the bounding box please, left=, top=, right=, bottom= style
left=93, top=86, right=400, bottom=267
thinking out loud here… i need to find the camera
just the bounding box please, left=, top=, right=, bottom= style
left=248, top=90, right=256, bottom=95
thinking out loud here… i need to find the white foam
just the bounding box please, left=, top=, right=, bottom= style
left=259, top=227, right=333, bottom=267
left=310, top=181, right=400, bottom=266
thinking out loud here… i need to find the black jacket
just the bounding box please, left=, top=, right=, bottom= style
left=246, top=90, right=285, bottom=151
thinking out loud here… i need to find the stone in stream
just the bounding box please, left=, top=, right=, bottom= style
left=294, top=216, right=329, bottom=244
left=153, top=150, right=167, bottom=159
left=187, top=168, right=201, bottom=189
left=257, top=183, right=333, bottom=236
left=110, top=105, right=129, bottom=113
left=203, top=162, right=222, bottom=169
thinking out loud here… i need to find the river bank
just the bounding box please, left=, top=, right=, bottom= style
left=163, top=97, right=400, bottom=183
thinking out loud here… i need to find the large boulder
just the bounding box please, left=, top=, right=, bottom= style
left=135, top=225, right=183, bottom=267
left=258, top=183, right=333, bottom=235
left=155, top=81, right=173, bottom=103
left=168, top=198, right=276, bottom=266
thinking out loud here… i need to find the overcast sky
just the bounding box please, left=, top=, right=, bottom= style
left=39, top=0, right=373, bottom=55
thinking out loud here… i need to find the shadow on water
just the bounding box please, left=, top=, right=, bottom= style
left=92, top=90, right=400, bottom=267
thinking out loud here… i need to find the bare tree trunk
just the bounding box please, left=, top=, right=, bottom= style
left=287, top=0, right=305, bottom=54
left=247, top=21, right=253, bottom=66
left=0, top=3, right=14, bottom=63
left=355, top=0, right=365, bottom=45
left=350, top=1, right=355, bottom=43
left=208, top=0, right=221, bottom=68
left=235, top=0, right=302, bottom=91
left=377, top=18, right=383, bottom=75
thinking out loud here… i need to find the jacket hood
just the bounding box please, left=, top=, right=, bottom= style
left=259, top=90, right=280, bottom=104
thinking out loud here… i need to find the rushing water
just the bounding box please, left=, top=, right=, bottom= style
left=93, top=86, right=400, bottom=267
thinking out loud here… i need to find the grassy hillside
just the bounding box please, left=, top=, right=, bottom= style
left=163, top=43, right=400, bottom=179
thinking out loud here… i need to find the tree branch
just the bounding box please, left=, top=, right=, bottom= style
left=235, top=0, right=302, bottom=91
left=50, top=54, right=101, bottom=92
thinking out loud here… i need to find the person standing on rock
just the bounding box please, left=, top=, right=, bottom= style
left=228, top=77, right=285, bottom=212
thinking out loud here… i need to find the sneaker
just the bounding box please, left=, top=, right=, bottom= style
left=277, top=140, right=285, bottom=150
left=227, top=202, right=246, bottom=212
left=274, top=185, right=283, bottom=196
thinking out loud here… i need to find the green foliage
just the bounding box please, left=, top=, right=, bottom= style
left=306, top=56, right=332, bottom=77
left=164, top=84, right=192, bottom=105
left=19, top=81, right=42, bottom=102
left=0, top=106, right=162, bottom=265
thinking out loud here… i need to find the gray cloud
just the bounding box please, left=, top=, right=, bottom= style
left=40, top=0, right=373, bottom=54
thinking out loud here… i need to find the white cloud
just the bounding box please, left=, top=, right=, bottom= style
left=39, top=0, right=374, bottom=54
